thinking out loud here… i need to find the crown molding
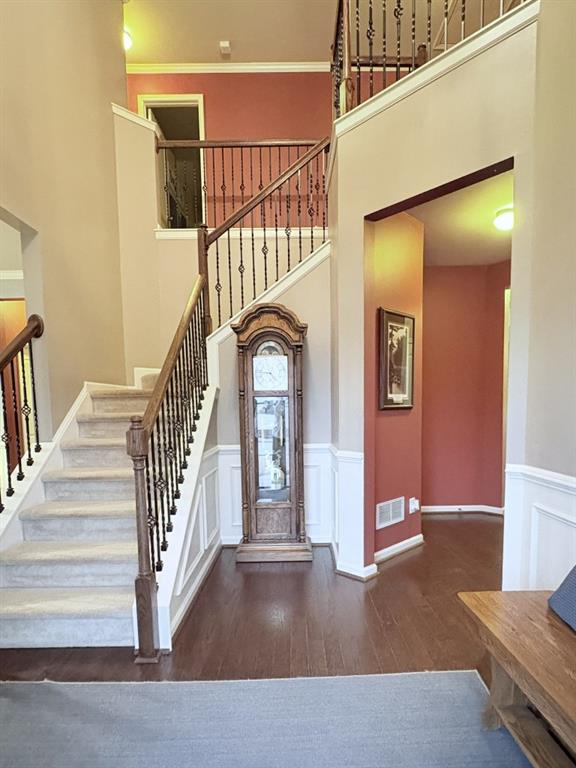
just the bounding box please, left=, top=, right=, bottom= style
left=126, top=61, right=331, bottom=75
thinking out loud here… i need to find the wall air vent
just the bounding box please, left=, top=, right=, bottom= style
left=376, top=496, right=405, bottom=530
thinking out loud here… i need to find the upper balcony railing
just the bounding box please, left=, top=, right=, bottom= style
left=332, top=0, right=529, bottom=116
left=156, top=139, right=320, bottom=230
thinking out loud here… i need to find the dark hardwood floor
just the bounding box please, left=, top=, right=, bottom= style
left=0, top=514, right=502, bottom=682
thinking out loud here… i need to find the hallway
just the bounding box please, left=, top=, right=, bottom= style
left=0, top=514, right=502, bottom=682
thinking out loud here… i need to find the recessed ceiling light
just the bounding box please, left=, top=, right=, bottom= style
left=493, top=206, right=514, bottom=231
left=123, top=29, right=133, bottom=51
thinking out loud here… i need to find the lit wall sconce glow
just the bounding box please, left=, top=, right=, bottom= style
left=493, top=207, right=514, bottom=231
left=123, top=29, right=133, bottom=51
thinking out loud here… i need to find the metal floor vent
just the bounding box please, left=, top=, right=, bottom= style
left=376, top=496, right=405, bottom=529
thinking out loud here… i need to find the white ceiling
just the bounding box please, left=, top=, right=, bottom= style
left=408, top=171, right=513, bottom=266
left=123, top=0, right=338, bottom=65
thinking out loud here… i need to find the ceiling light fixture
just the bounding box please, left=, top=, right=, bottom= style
left=123, top=29, right=133, bottom=51
left=493, top=206, right=514, bottom=232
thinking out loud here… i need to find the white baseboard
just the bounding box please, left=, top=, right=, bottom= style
left=335, top=559, right=378, bottom=581
left=375, top=534, right=424, bottom=564
left=421, top=505, right=504, bottom=515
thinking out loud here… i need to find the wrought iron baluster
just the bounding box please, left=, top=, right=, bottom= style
left=9, top=361, right=24, bottom=481
left=395, top=0, right=404, bottom=81
left=211, top=148, right=217, bottom=230
left=382, top=0, right=387, bottom=91
left=368, top=0, right=375, bottom=97
left=308, top=161, right=314, bottom=254
left=411, top=0, right=416, bottom=70
left=274, top=186, right=279, bottom=282
left=201, top=145, right=208, bottom=225
left=28, top=341, right=41, bottom=452
left=297, top=169, right=303, bottom=263
left=250, top=149, right=256, bottom=301
left=355, top=0, right=361, bottom=104
left=261, top=196, right=268, bottom=291
left=144, top=454, right=155, bottom=570
left=286, top=147, right=292, bottom=271
left=180, top=328, right=194, bottom=444
left=200, top=291, right=209, bottom=389
left=149, top=431, right=163, bottom=568
left=156, top=411, right=169, bottom=554
left=444, top=0, right=449, bottom=51
left=268, top=146, right=273, bottom=212
left=480, top=0, right=485, bottom=28
left=427, top=0, right=432, bottom=61
left=321, top=150, right=327, bottom=243
left=183, top=160, right=190, bottom=226
left=185, top=324, right=198, bottom=425
left=18, top=350, right=33, bottom=466
left=159, top=397, right=175, bottom=522
left=461, top=0, right=466, bottom=41
left=191, top=160, right=199, bottom=226
left=239, top=148, right=246, bottom=309
left=175, top=354, right=189, bottom=464
left=0, top=375, right=14, bottom=497
left=314, top=152, right=321, bottom=249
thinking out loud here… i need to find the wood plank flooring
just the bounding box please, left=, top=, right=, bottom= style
left=0, top=513, right=502, bottom=682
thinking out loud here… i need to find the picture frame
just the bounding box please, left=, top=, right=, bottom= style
left=378, top=308, right=415, bottom=410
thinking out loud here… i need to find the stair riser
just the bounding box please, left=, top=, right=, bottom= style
left=78, top=420, right=132, bottom=438
left=0, top=561, right=137, bottom=588
left=0, top=616, right=134, bottom=648
left=62, top=447, right=131, bottom=468
left=91, top=396, right=148, bottom=414
left=22, top=517, right=136, bottom=541
left=44, top=479, right=135, bottom=501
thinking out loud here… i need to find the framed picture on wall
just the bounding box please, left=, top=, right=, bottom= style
left=378, top=308, right=415, bottom=410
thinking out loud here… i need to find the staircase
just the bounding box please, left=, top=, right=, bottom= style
left=0, top=386, right=151, bottom=648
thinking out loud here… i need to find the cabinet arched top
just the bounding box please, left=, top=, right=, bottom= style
left=231, top=303, right=308, bottom=347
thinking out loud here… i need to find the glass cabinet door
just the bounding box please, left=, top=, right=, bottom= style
left=253, top=396, right=290, bottom=503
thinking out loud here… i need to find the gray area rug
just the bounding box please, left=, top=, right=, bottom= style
left=0, top=672, right=530, bottom=768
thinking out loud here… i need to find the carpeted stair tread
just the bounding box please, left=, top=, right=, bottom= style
left=61, top=437, right=128, bottom=450
left=90, top=387, right=153, bottom=399
left=42, top=467, right=134, bottom=482
left=76, top=412, right=138, bottom=423
left=0, top=540, right=137, bottom=564
left=0, top=587, right=134, bottom=618
left=20, top=500, right=136, bottom=520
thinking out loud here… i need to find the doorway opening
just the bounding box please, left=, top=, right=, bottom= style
left=364, top=160, right=514, bottom=582
left=138, top=94, right=205, bottom=228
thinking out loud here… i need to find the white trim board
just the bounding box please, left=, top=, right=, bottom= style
left=111, top=103, right=159, bottom=134
left=375, top=534, right=424, bottom=564
left=421, top=505, right=504, bottom=515
left=127, top=62, right=331, bottom=75
left=0, top=270, right=24, bottom=281
left=325, top=0, right=539, bottom=189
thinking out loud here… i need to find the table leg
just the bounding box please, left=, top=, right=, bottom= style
left=483, top=655, right=528, bottom=730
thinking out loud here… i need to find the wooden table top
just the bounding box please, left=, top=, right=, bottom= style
left=459, top=591, right=576, bottom=722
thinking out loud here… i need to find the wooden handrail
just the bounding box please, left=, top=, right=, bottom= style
left=156, top=139, right=321, bottom=150
left=138, top=275, right=205, bottom=437
left=206, top=137, right=330, bottom=247
left=0, top=314, right=44, bottom=372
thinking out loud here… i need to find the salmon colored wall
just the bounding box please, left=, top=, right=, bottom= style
left=364, top=214, right=423, bottom=563
left=422, top=261, right=511, bottom=508
left=126, top=72, right=332, bottom=139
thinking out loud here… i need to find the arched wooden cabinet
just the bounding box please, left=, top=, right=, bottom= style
left=232, top=303, right=312, bottom=562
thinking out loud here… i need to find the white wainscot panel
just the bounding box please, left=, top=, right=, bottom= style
left=503, top=464, right=576, bottom=590
left=529, top=505, right=576, bottom=589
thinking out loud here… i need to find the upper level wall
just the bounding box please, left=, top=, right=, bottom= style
left=524, top=0, right=576, bottom=477
left=0, top=0, right=128, bottom=429
left=127, top=72, right=332, bottom=139
left=328, top=5, right=538, bottom=454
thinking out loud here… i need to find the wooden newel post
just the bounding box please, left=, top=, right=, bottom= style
left=197, top=224, right=212, bottom=335
left=127, top=415, right=160, bottom=664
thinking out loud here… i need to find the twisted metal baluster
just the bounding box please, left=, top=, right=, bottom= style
left=444, top=0, right=449, bottom=51
left=427, top=0, right=432, bottom=61
left=144, top=454, right=156, bottom=570
left=183, top=160, right=190, bottom=226
left=308, top=162, right=314, bottom=254
left=18, top=350, right=33, bottom=466
left=368, top=0, right=375, bottom=97
left=149, top=431, right=164, bottom=569
left=9, top=361, right=24, bottom=481
left=28, top=341, right=41, bottom=452
left=461, top=0, right=466, bottom=41
left=321, top=150, right=327, bottom=243
left=239, top=148, right=245, bottom=309
left=221, top=147, right=233, bottom=320
left=250, top=149, right=257, bottom=300
left=0, top=374, right=14, bottom=496
left=154, top=414, right=168, bottom=557
left=314, top=153, right=321, bottom=250
left=355, top=0, right=361, bottom=104
left=191, top=159, right=199, bottom=225
left=286, top=147, right=292, bottom=271
left=297, top=169, right=303, bottom=263
left=395, top=0, right=403, bottom=81
left=382, top=0, right=387, bottom=91
left=411, top=0, right=416, bottom=70
left=201, top=144, right=208, bottom=225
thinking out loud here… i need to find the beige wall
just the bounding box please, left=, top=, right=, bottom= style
left=215, top=257, right=332, bottom=445
left=329, top=16, right=538, bottom=451
left=0, top=0, right=127, bottom=429
left=524, top=0, right=576, bottom=477
left=114, top=109, right=164, bottom=380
